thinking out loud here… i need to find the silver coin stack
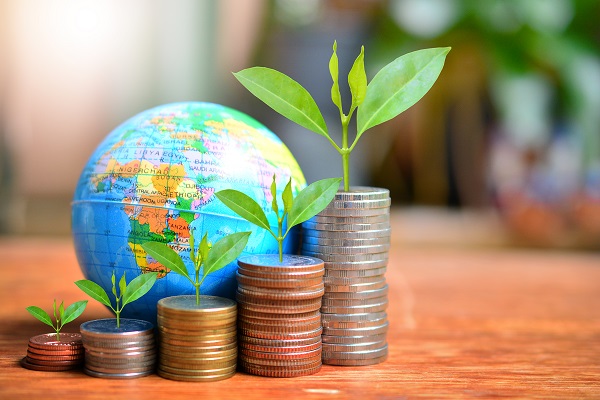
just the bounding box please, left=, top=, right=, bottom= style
left=80, top=318, right=156, bottom=378
left=301, top=187, right=390, bottom=366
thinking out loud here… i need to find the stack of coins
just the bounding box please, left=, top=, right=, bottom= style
left=80, top=318, right=156, bottom=378
left=236, top=254, right=324, bottom=377
left=301, top=187, right=390, bottom=366
left=157, top=295, right=237, bottom=382
left=21, top=333, right=84, bottom=372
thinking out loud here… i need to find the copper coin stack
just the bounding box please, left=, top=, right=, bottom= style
left=157, top=295, right=237, bottom=382
left=236, top=254, right=325, bottom=377
left=80, top=318, right=156, bottom=378
left=21, top=333, right=84, bottom=372
left=301, top=187, right=390, bottom=366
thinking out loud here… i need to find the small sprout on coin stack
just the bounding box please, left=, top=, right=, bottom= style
left=234, top=41, right=450, bottom=191
left=142, top=230, right=251, bottom=305
left=215, top=174, right=342, bottom=262
left=75, top=271, right=158, bottom=328
left=26, top=299, right=88, bottom=341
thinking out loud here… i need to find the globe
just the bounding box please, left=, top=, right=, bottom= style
left=72, top=102, right=306, bottom=323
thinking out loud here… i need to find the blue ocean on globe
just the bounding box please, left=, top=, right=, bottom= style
left=72, top=102, right=306, bottom=323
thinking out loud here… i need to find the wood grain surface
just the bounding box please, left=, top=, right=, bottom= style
left=0, top=229, right=599, bottom=399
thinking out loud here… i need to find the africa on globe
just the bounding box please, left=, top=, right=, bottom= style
left=72, top=102, right=306, bottom=322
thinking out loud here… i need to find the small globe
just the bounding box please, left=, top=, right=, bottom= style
left=72, top=102, right=306, bottom=322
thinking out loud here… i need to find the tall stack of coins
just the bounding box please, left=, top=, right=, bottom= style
left=21, top=333, right=84, bottom=372
left=157, top=295, right=237, bottom=382
left=80, top=318, right=156, bottom=378
left=301, top=187, right=390, bottom=366
left=236, top=254, right=324, bottom=377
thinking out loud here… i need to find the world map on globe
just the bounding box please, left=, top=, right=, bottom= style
left=72, top=102, right=306, bottom=322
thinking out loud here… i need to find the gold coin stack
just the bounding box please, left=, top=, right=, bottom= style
left=157, top=295, right=237, bottom=382
left=301, top=187, right=390, bottom=366
left=236, top=254, right=325, bottom=377
left=80, top=318, right=156, bottom=378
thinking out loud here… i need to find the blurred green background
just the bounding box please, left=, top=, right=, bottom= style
left=1, top=0, right=599, bottom=248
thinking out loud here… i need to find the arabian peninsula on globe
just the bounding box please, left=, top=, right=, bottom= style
left=72, top=102, right=306, bottom=322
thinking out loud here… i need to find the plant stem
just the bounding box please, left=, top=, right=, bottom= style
left=115, top=298, right=121, bottom=328
left=277, top=217, right=283, bottom=263
left=195, top=284, right=200, bottom=305
left=341, top=115, right=350, bottom=191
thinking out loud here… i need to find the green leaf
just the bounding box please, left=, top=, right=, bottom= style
left=75, top=280, right=113, bottom=308
left=357, top=47, right=450, bottom=137
left=111, top=271, right=117, bottom=297
left=53, top=299, right=57, bottom=322
left=204, top=232, right=251, bottom=277
left=141, top=242, right=189, bottom=279
left=199, top=233, right=210, bottom=264
left=58, top=301, right=64, bottom=321
left=270, top=174, right=279, bottom=216
left=329, top=40, right=343, bottom=112
left=119, top=273, right=127, bottom=298
left=215, top=189, right=271, bottom=233
left=348, top=45, right=367, bottom=108
left=282, top=178, right=293, bottom=216
left=61, top=300, right=88, bottom=326
left=233, top=67, right=329, bottom=137
left=189, top=230, right=196, bottom=264
left=26, top=306, right=54, bottom=328
left=287, top=177, right=342, bottom=229
left=122, top=272, right=158, bottom=307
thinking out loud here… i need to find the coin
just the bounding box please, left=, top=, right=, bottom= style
left=307, top=213, right=390, bottom=225
left=322, top=344, right=388, bottom=360
left=158, top=364, right=236, bottom=377
left=239, top=339, right=322, bottom=354
left=322, top=333, right=387, bottom=344
left=240, top=334, right=322, bottom=348
left=236, top=285, right=324, bottom=300
left=80, top=319, right=154, bottom=338
left=333, top=187, right=390, bottom=201
left=238, top=326, right=322, bottom=340
left=302, top=221, right=390, bottom=232
left=158, top=368, right=236, bottom=382
left=301, top=251, right=388, bottom=263
left=238, top=355, right=322, bottom=367
left=322, top=340, right=387, bottom=352
left=302, top=243, right=390, bottom=255
left=20, top=357, right=80, bottom=372
left=322, top=311, right=387, bottom=323
left=238, top=266, right=325, bottom=279
left=157, top=295, right=237, bottom=315
left=322, top=314, right=387, bottom=330
left=303, top=235, right=390, bottom=247
left=238, top=254, right=324, bottom=272
left=321, top=300, right=389, bottom=314
left=322, top=321, right=389, bottom=336
left=316, top=207, right=389, bottom=218
left=326, top=198, right=391, bottom=210
left=321, top=295, right=388, bottom=307
left=28, top=333, right=83, bottom=351
left=323, top=274, right=386, bottom=286
left=303, top=228, right=391, bottom=240
left=323, top=353, right=388, bottom=366
left=84, top=368, right=154, bottom=379
left=325, top=268, right=388, bottom=279
left=325, top=278, right=387, bottom=293
left=238, top=361, right=322, bottom=378
left=236, top=272, right=324, bottom=289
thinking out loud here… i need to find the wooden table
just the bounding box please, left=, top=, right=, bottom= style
left=1, top=228, right=599, bottom=399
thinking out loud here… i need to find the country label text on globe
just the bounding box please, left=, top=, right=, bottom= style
left=72, top=102, right=306, bottom=322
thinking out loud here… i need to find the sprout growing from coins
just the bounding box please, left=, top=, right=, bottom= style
left=142, top=230, right=251, bottom=305
left=234, top=41, right=450, bottom=191
left=215, top=175, right=342, bottom=262
left=26, top=300, right=88, bottom=341
left=75, top=271, right=158, bottom=328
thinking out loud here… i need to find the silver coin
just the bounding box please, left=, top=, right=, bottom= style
left=303, top=227, right=391, bottom=239
left=322, top=315, right=387, bottom=330
left=322, top=340, right=387, bottom=353
left=322, top=259, right=388, bottom=270
left=325, top=267, right=387, bottom=279
left=80, top=319, right=154, bottom=338
left=302, top=243, right=390, bottom=255
left=322, top=344, right=388, bottom=360
left=323, top=284, right=388, bottom=299
left=321, top=295, right=388, bottom=307
left=323, top=353, right=387, bottom=366
left=322, top=322, right=389, bottom=337
left=302, top=251, right=388, bottom=263
left=84, top=368, right=154, bottom=379
left=323, top=274, right=386, bottom=286
left=322, top=333, right=387, bottom=345
left=324, top=278, right=387, bottom=293
left=302, top=221, right=390, bottom=232
left=321, top=311, right=387, bottom=323
left=238, top=254, right=324, bottom=270
left=303, top=235, right=390, bottom=247
left=321, top=300, right=388, bottom=314
left=307, top=213, right=390, bottom=225
left=326, top=198, right=391, bottom=210
left=317, top=207, right=389, bottom=218
left=333, top=187, right=390, bottom=201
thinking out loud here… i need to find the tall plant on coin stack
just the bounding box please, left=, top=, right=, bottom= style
left=233, top=42, right=450, bottom=366
left=141, top=230, right=250, bottom=382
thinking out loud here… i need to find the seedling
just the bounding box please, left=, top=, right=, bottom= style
left=75, top=271, right=158, bottom=328
left=26, top=299, right=87, bottom=341
left=215, top=175, right=341, bottom=262
left=141, top=230, right=251, bottom=305
left=234, top=41, right=450, bottom=191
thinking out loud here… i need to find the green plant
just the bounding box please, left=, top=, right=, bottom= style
left=215, top=175, right=341, bottom=262
left=233, top=41, right=450, bottom=191
left=141, top=230, right=250, bottom=305
left=26, top=299, right=87, bottom=341
left=75, top=271, right=157, bottom=328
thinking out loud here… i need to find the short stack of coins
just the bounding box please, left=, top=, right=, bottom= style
left=236, top=254, right=325, bottom=377
left=80, top=318, right=156, bottom=378
left=21, top=333, right=84, bottom=372
left=301, top=187, right=390, bottom=366
left=157, top=295, right=237, bottom=382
